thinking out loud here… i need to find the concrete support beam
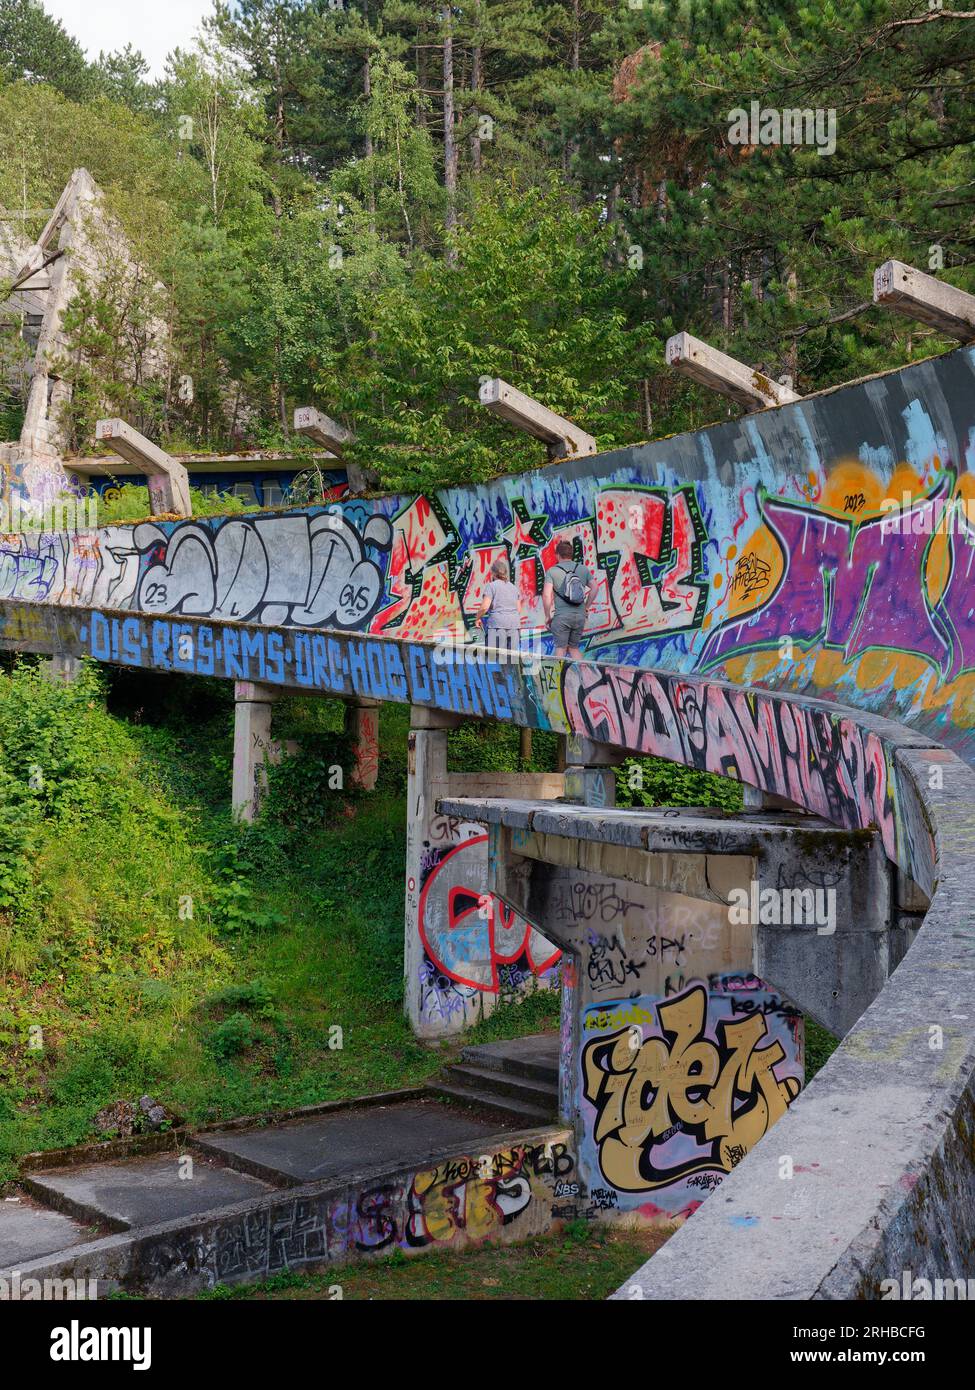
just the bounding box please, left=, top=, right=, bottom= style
left=345, top=699, right=380, bottom=791
left=443, top=797, right=894, bottom=1036
left=41, top=654, right=80, bottom=683
left=873, top=260, right=975, bottom=342
left=409, top=705, right=465, bottom=731
left=232, top=681, right=280, bottom=822
left=293, top=406, right=354, bottom=458
left=562, top=732, right=625, bottom=808
left=665, top=332, right=801, bottom=410
left=94, top=419, right=192, bottom=516
left=478, top=379, right=597, bottom=461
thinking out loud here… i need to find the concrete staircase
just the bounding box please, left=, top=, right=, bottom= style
left=431, top=1033, right=560, bottom=1125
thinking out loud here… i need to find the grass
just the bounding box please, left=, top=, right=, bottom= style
left=0, top=655, right=840, bottom=1190
left=193, top=1220, right=673, bottom=1301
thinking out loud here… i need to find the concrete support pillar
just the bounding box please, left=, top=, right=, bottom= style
left=562, top=732, right=625, bottom=809
left=95, top=419, right=192, bottom=517
left=42, top=654, right=80, bottom=683
left=232, top=681, right=280, bottom=822
left=742, top=783, right=807, bottom=812
left=405, top=708, right=460, bottom=1035
left=345, top=699, right=380, bottom=791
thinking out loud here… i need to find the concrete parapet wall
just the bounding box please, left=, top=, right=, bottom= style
left=1, top=1125, right=575, bottom=1297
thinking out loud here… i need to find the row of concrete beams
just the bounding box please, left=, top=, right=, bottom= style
left=94, top=378, right=593, bottom=518
left=95, top=261, right=975, bottom=505
left=294, top=384, right=597, bottom=466
left=666, top=259, right=975, bottom=412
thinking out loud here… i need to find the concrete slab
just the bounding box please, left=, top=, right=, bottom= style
left=438, top=796, right=870, bottom=855
left=27, top=1154, right=272, bottom=1230
left=0, top=1196, right=94, bottom=1266
left=461, top=1033, right=560, bottom=1080
left=196, top=1098, right=518, bottom=1185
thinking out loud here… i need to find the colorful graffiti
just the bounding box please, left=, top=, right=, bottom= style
left=418, top=834, right=560, bottom=993
left=10, top=342, right=975, bottom=759
left=353, top=1139, right=575, bottom=1252
left=702, top=474, right=975, bottom=682
left=2, top=602, right=928, bottom=876
left=578, top=980, right=802, bottom=1214
left=562, top=660, right=899, bottom=860
left=137, top=1132, right=577, bottom=1289
left=415, top=812, right=561, bottom=1029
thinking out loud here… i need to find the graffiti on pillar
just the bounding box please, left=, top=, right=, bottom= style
left=578, top=979, right=802, bottom=1218
left=416, top=828, right=560, bottom=1026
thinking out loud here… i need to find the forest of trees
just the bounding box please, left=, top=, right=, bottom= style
left=0, top=0, right=972, bottom=490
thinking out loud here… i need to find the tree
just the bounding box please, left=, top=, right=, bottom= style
left=0, top=0, right=92, bottom=101
left=334, top=177, right=658, bottom=489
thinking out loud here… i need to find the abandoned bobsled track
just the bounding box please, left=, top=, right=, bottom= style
left=4, top=343, right=975, bottom=1299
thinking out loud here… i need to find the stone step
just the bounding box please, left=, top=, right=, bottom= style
left=446, top=1064, right=556, bottom=1111
left=459, top=1033, right=560, bottom=1084
left=23, top=1153, right=273, bottom=1232
left=430, top=1081, right=553, bottom=1126
left=0, top=1195, right=96, bottom=1270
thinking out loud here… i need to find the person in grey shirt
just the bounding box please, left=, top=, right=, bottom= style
left=477, top=556, right=522, bottom=659
left=544, top=539, right=591, bottom=658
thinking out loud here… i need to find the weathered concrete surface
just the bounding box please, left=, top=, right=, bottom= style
left=666, top=331, right=801, bottom=408
left=0, top=1197, right=94, bottom=1266
left=442, top=797, right=893, bottom=1033
left=405, top=718, right=564, bottom=1038
left=25, top=1155, right=271, bottom=1231
left=231, top=679, right=280, bottom=821
left=195, top=1098, right=519, bottom=1186
left=2, top=1123, right=575, bottom=1296
left=94, top=419, right=192, bottom=516
left=613, top=745, right=975, bottom=1300
left=460, top=1033, right=560, bottom=1082
left=874, top=260, right=975, bottom=342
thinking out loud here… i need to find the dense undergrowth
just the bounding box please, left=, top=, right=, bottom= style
left=0, top=660, right=833, bottom=1182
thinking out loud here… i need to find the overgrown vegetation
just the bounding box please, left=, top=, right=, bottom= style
left=0, top=657, right=782, bottom=1182
left=1, top=0, right=970, bottom=478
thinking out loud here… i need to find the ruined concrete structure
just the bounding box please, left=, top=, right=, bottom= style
left=3, top=332, right=975, bottom=1299
left=0, top=168, right=169, bottom=501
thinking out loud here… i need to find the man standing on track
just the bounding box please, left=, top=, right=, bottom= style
left=543, top=539, right=591, bottom=659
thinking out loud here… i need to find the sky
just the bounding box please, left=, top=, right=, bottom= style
left=43, top=0, right=214, bottom=78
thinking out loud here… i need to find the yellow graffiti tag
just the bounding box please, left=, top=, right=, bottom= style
left=582, top=985, right=800, bottom=1192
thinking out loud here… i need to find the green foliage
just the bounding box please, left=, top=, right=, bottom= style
left=92, top=483, right=257, bottom=524
left=208, top=1012, right=264, bottom=1061
left=2, top=0, right=959, bottom=460
left=337, top=178, right=658, bottom=489
left=615, top=756, right=744, bottom=812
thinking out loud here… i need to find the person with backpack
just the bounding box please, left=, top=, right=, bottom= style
left=543, top=539, right=591, bottom=658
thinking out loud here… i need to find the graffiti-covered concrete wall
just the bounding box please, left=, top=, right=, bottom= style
left=2, top=1125, right=578, bottom=1295
left=405, top=745, right=564, bottom=1037
left=578, top=976, right=802, bottom=1225
left=511, top=855, right=804, bottom=1225
left=8, top=344, right=975, bottom=763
